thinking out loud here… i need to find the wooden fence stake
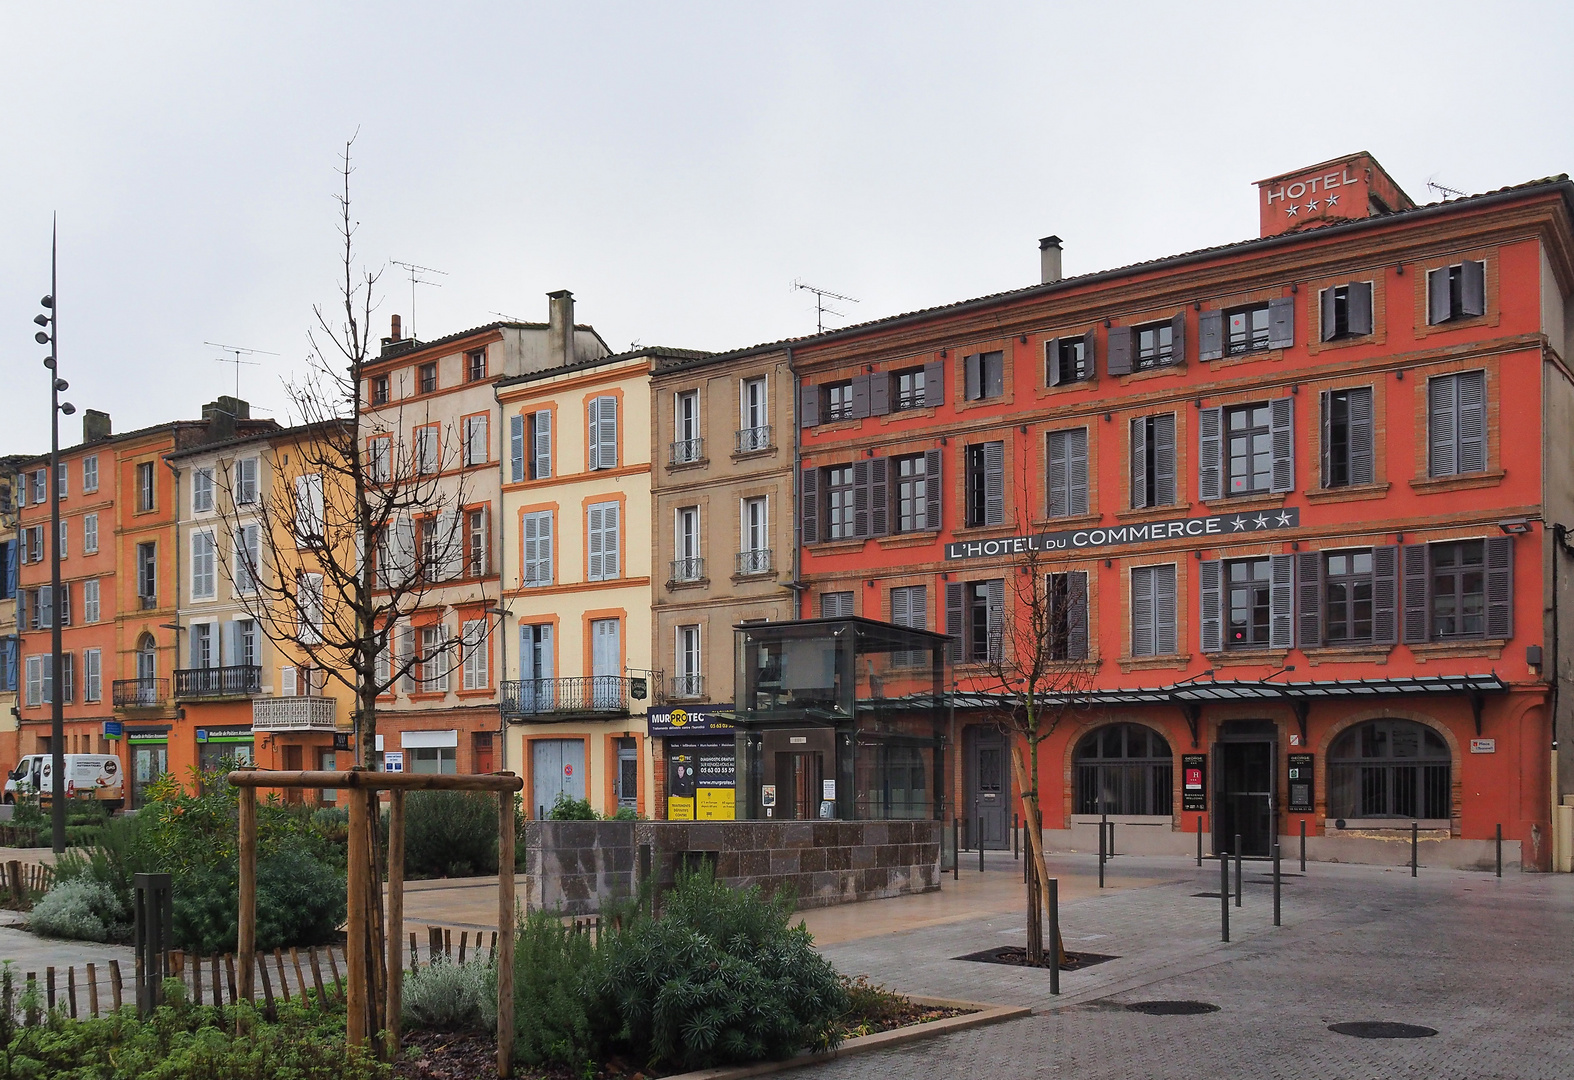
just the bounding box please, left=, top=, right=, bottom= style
left=191, top=952, right=203, bottom=1007
left=428, top=926, right=442, bottom=965
left=258, top=953, right=276, bottom=1021
left=108, top=960, right=122, bottom=1012
left=67, top=966, right=78, bottom=1018
left=46, top=967, right=55, bottom=1011
left=24, top=974, right=38, bottom=1026
left=224, top=954, right=237, bottom=1007
left=211, top=955, right=223, bottom=1007
left=409, top=932, right=418, bottom=975
left=387, top=788, right=406, bottom=1060
left=87, top=963, right=99, bottom=1018
left=326, top=945, right=343, bottom=1002
left=307, top=947, right=327, bottom=1008
left=498, top=787, right=516, bottom=1078
left=290, top=948, right=307, bottom=1006
left=346, top=787, right=368, bottom=1047
left=274, top=948, right=291, bottom=1003
left=237, top=787, right=257, bottom=1004
left=458, top=931, right=468, bottom=965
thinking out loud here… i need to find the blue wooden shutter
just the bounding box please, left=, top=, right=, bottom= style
left=800, top=467, right=818, bottom=545
left=1047, top=431, right=1069, bottom=518
left=587, top=504, right=604, bottom=580
left=1129, top=419, right=1147, bottom=509
left=510, top=414, right=525, bottom=482
left=1066, top=571, right=1089, bottom=661
left=602, top=502, right=620, bottom=579
left=945, top=582, right=964, bottom=662
left=799, top=383, right=820, bottom=427
left=922, top=361, right=945, bottom=407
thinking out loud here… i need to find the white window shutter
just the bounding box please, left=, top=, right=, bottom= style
left=534, top=410, right=552, bottom=478
left=280, top=665, right=297, bottom=697
left=588, top=504, right=605, bottom=580
left=587, top=399, right=601, bottom=469
left=479, top=505, right=491, bottom=576
left=602, top=502, right=620, bottom=579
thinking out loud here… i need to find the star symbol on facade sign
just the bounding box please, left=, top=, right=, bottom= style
left=1305, top=198, right=1320, bottom=211
left=1254, top=514, right=1270, bottom=529
left=1326, top=193, right=1339, bottom=207
left=1285, top=205, right=1299, bottom=216
left=1277, top=511, right=1294, bottom=527
left=1230, top=516, right=1248, bottom=531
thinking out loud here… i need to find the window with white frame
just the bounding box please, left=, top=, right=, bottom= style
left=58, top=520, right=67, bottom=560
left=466, top=508, right=489, bottom=577
left=83, top=512, right=98, bottom=554
left=462, top=618, right=489, bottom=690
left=234, top=457, right=259, bottom=505
left=421, top=624, right=451, bottom=692
left=190, top=622, right=215, bottom=669
left=294, top=473, right=325, bottom=546
left=416, top=426, right=439, bottom=475
left=234, top=523, right=261, bottom=593
left=31, top=469, right=46, bottom=505
left=588, top=396, right=618, bottom=470
left=235, top=618, right=259, bottom=667
left=192, top=531, right=217, bottom=599
left=673, top=506, right=701, bottom=581
left=84, top=648, right=101, bottom=702
left=740, top=497, right=769, bottom=574
left=464, top=415, right=489, bottom=466
left=587, top=501, right=620, bottom=581
left=57, top=463, right=68, bottom=499
left=521, top=510, right=554, bottom=586
left=675, top=625, right=702, bottom=697
left=136, top=462, right=154, bottom=512
left=82, top=455, right=98, bottom=493
left=369, top=436, right=391, bottom=483
left=83, top=579, right=100, bottom=623
left=193, top=468, right=215, bottom=513
left=298, top=573, right=324, bottom=644
left=673, top=391, right=701, bottom=464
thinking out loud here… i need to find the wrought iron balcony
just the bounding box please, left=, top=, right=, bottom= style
left=139, top=594, right=157, bottom=610
left=668, top=438, right=704, bottom=466
left=735, top=549, right=772, bottom=576
left=735, top=425, right=772, bottom=453
left=669, top=674, right=704, bottom=699
left=669, top=557, right=705, bottom=584
left=502, top=676, right=645, bottom=718
left=252, top=696, right=337, bottom=732
left=174, top=665, right=262, bottom=699
left=113, top=678, right=169, bottom=709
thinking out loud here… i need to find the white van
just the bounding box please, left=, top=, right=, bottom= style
left=4, top=755, right=125, bottom=810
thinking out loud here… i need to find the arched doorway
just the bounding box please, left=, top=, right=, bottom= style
left=1327, top=719, right=1451, bottom=823
left=1073, top=723, right=1174, bottom=816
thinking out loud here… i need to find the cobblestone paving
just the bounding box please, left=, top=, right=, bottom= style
left=817, top=852, right=1574, bottom=1080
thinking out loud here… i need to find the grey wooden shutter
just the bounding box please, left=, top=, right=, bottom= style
left=983, top=441, right=1004, bottom=525
left=1066, top=571, right=1089, bottom=660
left=1047, top=432, right=1069, bottom=518
left=587, top=398, right=600, bottom=468
left=1319, top=287, right=1338, bottom=342
left=869, top=457, right=889, bottom=537
left=1427, top=375, right=1455, bottom=477
left=1427, top=267, right=1452, bottom=325
left=602, top=502, right=620, bottom=578
left=1044, top=338, right=1061, bottom=386
left=984, top=353, right=1004, bottom=397
left=1269, top=554, right=1295, bottom=649
left=852, top=459, right=871, bottom=538
left=1347, top=282, right=1373, bottom=336
left=537, top=512, right=553, bottom=584
left=1402, top=544, right=1430, bottom=644
left=800, top=467, right=818, bottom=544
left=909, top=586, right=927, bottom=631
left=850, top=374, right=872, bottom=419
left=598, top=397, right=618, bottom=469
left=534, top=410, right=552, bottom=478
left=964, top=355, right=981, bottom=400
left=1372, top=544, right=1399, bottom=644
left=985, top=579, right=1005, bottom=661
left=521, top=512, right=538, bottom=584
left=1456, top=370, right=1486, bottom=473
left=946, top=581, right=964, bottom=662
left=1132, top=567, right=1154, bottom=656
left=1068, top=429, right=1088, bottom=516
left=1169, top=313, right=1187, bottom=365
left=587, top=504, right=605, bottom=580
left=1485, top=535, right=1513, bottom=639
left=1156, top=566, right=1178, bottom=655
left=870, top=373, right=891, bottom=416
left=1267, top=297, right=1295, bottom=349
left=1348, top=386, right=1374, bottom=485
left=799, top=383, right=820, bottom=428
left=1198, top=310, right=1224, bottom=361
left=1199, top=559, right=1223, bottom=653
left=1462, top=260, right=1486, bottom=317
left=890, top=583, right=909, bottom=629
left=1319, top=391, right=1333, bottom=487
left=922, top=361, right=945, bottom=407
left=923, top=449, right=942, bottom=531
left=510, top=414, right=525, bottom=482
left=1106, top=327, right=1133, bottom=376
left=1082, top=329, right=1097, bottom=379
left=1270, top=397, right=1295, bottom=493
left=1129, top=418, right=1147, bottom=508
left=1198, top=407, right=1224, bottom=501
left=1297, top=551, right=1323, bottom=648
left=1153, top=415, right=1176, bottom=505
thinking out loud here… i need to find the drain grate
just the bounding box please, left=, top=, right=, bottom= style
left=954, top=947, right=1118, bottom=972
left=1329, top=1021, right=1437, bottom=1039
left=1125, top=1000, right=1220, bottom=1016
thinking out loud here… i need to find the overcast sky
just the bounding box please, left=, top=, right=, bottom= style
left=3, top=2, right=1571, bottom=450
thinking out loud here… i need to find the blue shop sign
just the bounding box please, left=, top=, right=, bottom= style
left=646, top=707, right=735, bottom=735
left=102, top=721, right=123, bottom=739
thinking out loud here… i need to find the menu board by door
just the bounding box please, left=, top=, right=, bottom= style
left=1181, top=754, right=1207, bottom=813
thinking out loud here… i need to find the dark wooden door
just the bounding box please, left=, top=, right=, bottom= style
left=965, top=727, right=1010, bottom=849
left=1214, top=741, right=1274, bottom=857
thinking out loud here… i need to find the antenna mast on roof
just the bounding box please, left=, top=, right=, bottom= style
left=390, top=259, right=448, bottom=339
left=1426, top=178, right=1468, bottom=200
left=793, top=279, right=859, bottom=334
left=205, top=341, right=278, bottom=398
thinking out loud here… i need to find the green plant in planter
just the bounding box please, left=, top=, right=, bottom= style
left=546, top=793, right=596, bottom=820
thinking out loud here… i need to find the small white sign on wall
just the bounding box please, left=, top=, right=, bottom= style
left=383, top=751, right=405, bottom=773
left=1470, top=739, right=1496, bottom=754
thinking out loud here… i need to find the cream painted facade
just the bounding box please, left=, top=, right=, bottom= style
left=496, top=348, right=666, bottom=818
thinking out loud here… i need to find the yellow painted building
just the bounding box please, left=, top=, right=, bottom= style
left=496, top=346, right=678, bottom=818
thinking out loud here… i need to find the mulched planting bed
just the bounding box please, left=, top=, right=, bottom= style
left=955, top=946, right=1118, bottom=971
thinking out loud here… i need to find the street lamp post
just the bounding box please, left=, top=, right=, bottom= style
left=35, top=219, right=76, bottom=853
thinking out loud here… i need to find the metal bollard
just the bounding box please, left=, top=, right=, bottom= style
left=133, top=873, right=174, bottom=1018
left=1496, top=823, right=1502, bottom=878
left=1048, top=877, right=1061, bottom=996
left=1106, top=820, right=1115, bottom=858
left=1411, top=820, right=1418, bottom=877
left=1234, top=834, right=1242, bottom=908
left=1196, top=816, right=1203, bottom=867
left=952, top=818, right=960, bottom=881
left=1272, top=842, right=1281, bottom=927
left=1098, top=818, right=1106, bottom=889
left=1219, top=852, right=1230, bottom=942
left=1014, top=814, right=1020, bottom=861
left=1300, top=819, right=1307, bottom=872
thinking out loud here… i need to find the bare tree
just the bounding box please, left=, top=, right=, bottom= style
left=977, top=521, right=1095, bottom=966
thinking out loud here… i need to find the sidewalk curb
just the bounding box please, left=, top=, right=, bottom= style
left=662, top=999, right=1032, bottom=1080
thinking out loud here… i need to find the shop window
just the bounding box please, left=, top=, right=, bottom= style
left=1327, top=720, right=1450, bottom=821
left=1074, top=724, right=1173, bottom=815
left=410, top=746, right=457, bottom=774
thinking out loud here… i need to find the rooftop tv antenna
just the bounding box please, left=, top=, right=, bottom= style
left=205, top=341, right=278, bottom=398
left=793, top=279, right=860, bottom=334
left=1426, top=178, right=1468, bottom=200
left=390, top=259, right=448, bottom=339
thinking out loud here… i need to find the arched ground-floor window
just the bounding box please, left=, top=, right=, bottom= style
left=1327, top=719, right=1451, bottom=821
left=1074, top=723, right=1173, bottom=815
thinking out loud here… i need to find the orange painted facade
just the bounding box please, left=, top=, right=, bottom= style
left=790, top=155, right=1574, bottom=870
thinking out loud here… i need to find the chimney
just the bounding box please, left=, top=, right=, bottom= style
left=201, top=397, right=248, bottom=443
left=547, top=290, right=575, bottom=368
left=82, top=409, right=111, bottom=443
left=379, top=314, right=405, bottom=355
left=1039, top=236, right=1063, bottom=285
left=390, top=314, right=402, bottom=342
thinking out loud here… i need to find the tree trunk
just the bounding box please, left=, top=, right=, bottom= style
left=1011, top=743, right=1065, bottom=967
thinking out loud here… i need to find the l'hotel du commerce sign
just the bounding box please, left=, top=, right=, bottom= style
left=944, top=507, right=1300, bottom=562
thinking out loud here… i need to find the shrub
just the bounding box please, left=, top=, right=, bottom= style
left=171, top=849, right=345, bottom=955
left=509, top=909, right=607, bottom=1069
left=402, top=957, right=494, bottom=1032
left=403, top=791, right=496, bottom=878
left=547, top=793, right=596, bottom=821
left=28, top=878, right=128, bottom=943
left=600, top=868, right=848, bottom=1072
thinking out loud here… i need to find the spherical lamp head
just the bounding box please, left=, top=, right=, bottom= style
left=34, top=331, right=49, bottom=344
left=40, top=295, right=53, bottom=309
left=60, top=403, right=76, bottom=416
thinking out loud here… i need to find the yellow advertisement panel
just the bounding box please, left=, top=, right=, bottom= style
left=667, top=796, right=696, bottom=820
left=696, top=787, right=735, bottom=821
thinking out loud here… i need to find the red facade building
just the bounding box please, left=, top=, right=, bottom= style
left=791, top=153, right=1574, bottom=870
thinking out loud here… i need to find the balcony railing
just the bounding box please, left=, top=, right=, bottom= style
left=670, top=674, right=704, bottom=699
left=139, top=594, right=157, bottom=610
left=669, top=438, right=704, bottom=465
left=501, top=676, right=645, bottom=718
left=735, top=548, right=772, bottom=576
left=252, top=696, right=337, bottom=731
left=735, top=425, right=772, bottom=453
left=113, top=678, right=169, bottom=709
left=174, top=665, right=262, bottom=699
left=670, top=557, right=705, bottom=584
